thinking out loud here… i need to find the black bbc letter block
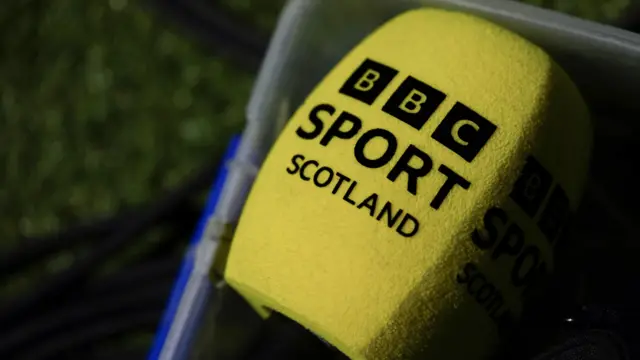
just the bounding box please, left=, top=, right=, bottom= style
left=537, top=185, right=570, bottom=244
left=381, top=76, right=446, bottom=131
left=509, top=156, right=553, bottom=218
left=339, top=58, right=398, bottom=105
left=431, top=102, right=497, bottom=163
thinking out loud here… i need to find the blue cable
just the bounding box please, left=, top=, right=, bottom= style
left=148, top=135, right=242, bottom=360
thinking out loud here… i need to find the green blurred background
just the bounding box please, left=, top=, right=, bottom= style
left=0, top=0, right=634, bottom=283
left=1, top=0, right=633, bottom=244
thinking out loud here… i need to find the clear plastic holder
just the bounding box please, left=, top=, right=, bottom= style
left=149, top=1, right=640, bottom=359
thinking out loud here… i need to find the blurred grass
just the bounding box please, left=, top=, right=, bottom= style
left=0, top=0, right=634, bottom=262
left=0, top=0, right=284, bottom=244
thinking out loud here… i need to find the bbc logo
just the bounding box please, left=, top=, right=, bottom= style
left=339, top=58, right=497, bottom=163
left=509, top=156, right=570, bottom=244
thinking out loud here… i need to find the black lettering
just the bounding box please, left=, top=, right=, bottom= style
left=357, top=193, right=379, bottom=217
left=354, top=129, right=397, bottom=168
left=476, top=284, right=495, bottom=304
left=512, top=246, right=540, bottom=287
left=339, top=58, right=399, bottom=105
left=333, top=172, right=351, bottom=195
left=313, top=167, right=334, bottom=188
left=468, top=273, right=485, bottom=295
left=431, top=102, right=497, bottom=163
left=430, top=165, right=471, bottom=210
left=472, top=207, right=508, bottom=250
left=492, top=223, right=524, bottom=261
left=319, top=111, right=362, bottom=146
left=300, top=160, right=318, bottom=181
left=343, top=181, right=358, bottom=205
left=457, top=262, right=511, bottom=330
left=287, top=154, right=305, bottom=174
left=537, top=185, right=570, bottom=244
left=387, top=145, right=433, bottom=196
left=486, top=292, right=504, bottom=317
left=509, top=156, right=553, bottom=218
left=381, top=76, right=446, bottom=130
left=397, top=213, right=419, bottom=237
left=376, top=201, right=404, bottom=228
left=456, top=262, right=477, bottom=284
left=297, top=103, right=334, bottom=140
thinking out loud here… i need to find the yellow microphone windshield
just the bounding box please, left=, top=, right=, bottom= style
left=225, top=8, right=592, bottom=360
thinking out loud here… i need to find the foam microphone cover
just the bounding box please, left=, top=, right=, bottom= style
left=225, top=8, right=593, bottom=360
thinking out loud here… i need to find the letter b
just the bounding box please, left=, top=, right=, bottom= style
left=339, top=58, right=398, bottom=105
left=382, top=76, right=446, bottom=130
left=508, top=156, right=552, bottom=217
left=354, top=69, right=380, bottom=92
left=399, top=89, right=427, bottom=114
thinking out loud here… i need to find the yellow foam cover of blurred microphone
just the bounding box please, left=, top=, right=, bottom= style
left=225, top=8, right=592, bottom=360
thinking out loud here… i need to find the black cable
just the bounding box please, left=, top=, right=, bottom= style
left=0, top=198, right=199, bottom=279
left=142, top=0, right=269, bottom=72
left=82, top=257, right=181, bottom=299
left=141, top=228, right=190, bottom=261
left=137, top=203, right=203, bottom=262
left=0, top=158, right=223, bottom=329
left=0, top=281, right=171, bottom=356
left=85, top=348, right=150, bottom=360
left=0, top=209, right=137, bottom=278
left=9, top=255, right=182, bottom=321
left=15, top=310, right=161, bottom=360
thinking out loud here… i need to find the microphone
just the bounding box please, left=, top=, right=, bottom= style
left=224, top=8, right=593, bottom=360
